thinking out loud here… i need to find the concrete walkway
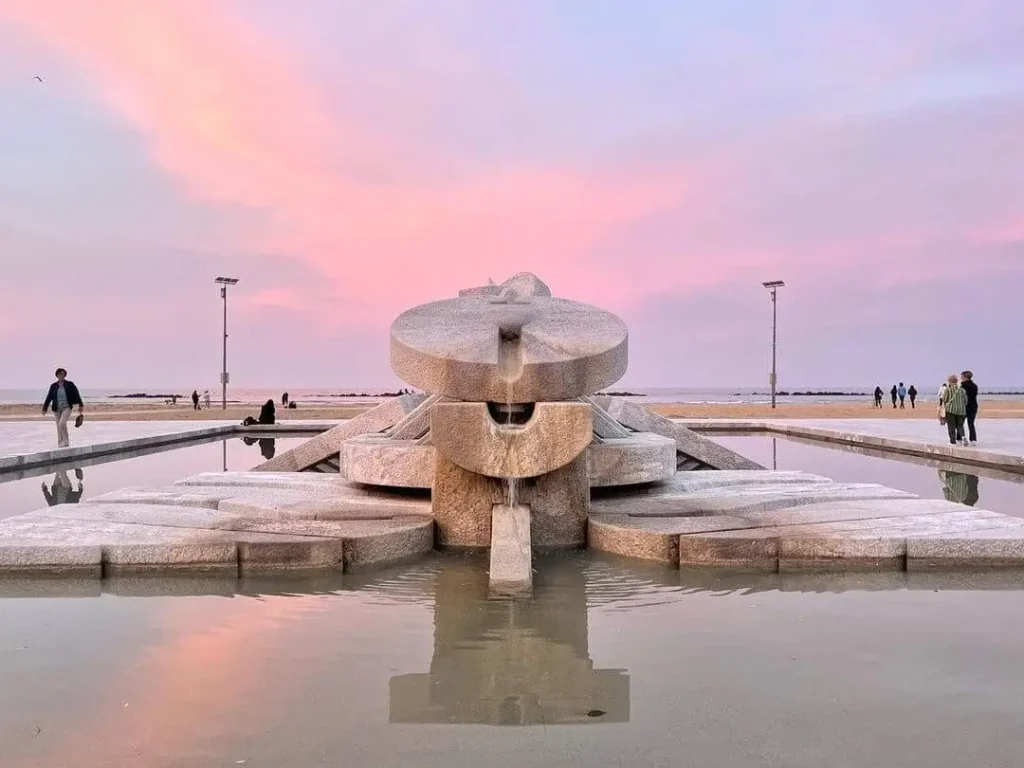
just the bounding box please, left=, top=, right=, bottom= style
left=0, top=421, right=235, bottom=458
left=776, top=419, right=1024, bottom=458
left=681, top=418, right=1024, bottom=473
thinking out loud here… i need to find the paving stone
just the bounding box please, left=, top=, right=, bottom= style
left=678, top=534, right=779, bottom=571
left=0, top=544, right=102, bottom=576
left=778, top=537, right=906, bottom=572
left=29, top=503, right=228, bottom=529
left=175, top=471, right=352, bottom=490
left=235, top=535, right=344, bottom=572
left=341, top=518, right=435, bottom=569
left=103, top=542, right=238, bottom=574
left=90, top=487, right=227, bottom=509
left=907, top=536, right=1024, bottom=570
left=614, top=470, right=832, bottom=496
left=591, top=482, right=908, bottom=517
left=588, top=515, right=680, bottom=563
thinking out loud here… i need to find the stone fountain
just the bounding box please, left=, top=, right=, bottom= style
left=6, top=272, right=1020, bottom=581
left=260, top=272, right=759, bottom=595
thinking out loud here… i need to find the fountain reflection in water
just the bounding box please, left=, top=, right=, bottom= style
left=388, top=556, right=630, bottom=725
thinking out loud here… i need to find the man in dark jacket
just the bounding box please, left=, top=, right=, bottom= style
left=961, top=371, right=979, bottom=444
left=42, top=368, right=84, bottom=448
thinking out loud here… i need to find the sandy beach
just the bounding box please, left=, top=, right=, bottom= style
left=1, top=400, right=1021, bottom=422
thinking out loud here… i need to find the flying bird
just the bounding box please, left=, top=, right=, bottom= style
left=34, top=76, right=43, bottom=83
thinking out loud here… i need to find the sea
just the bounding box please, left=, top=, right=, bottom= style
left=2, top=387, right=1023, bottom=407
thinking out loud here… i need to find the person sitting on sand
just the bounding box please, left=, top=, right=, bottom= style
left=258, top=399, right=276, bottom=425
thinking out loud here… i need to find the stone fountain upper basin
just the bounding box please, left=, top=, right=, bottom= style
left=390, top=295, right=628, bottom=403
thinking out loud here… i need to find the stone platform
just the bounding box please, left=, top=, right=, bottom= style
left=589, top=470, right=1024, bottom=571
left=0, top=472, right=432, bottom=577
left=3, top=468, right=1024, bottom=577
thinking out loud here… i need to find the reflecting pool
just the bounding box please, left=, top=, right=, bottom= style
left=0, top=435, right=309, bottom=520
left=713, top=434, right=1024, bottom=518
left=3, top=553, right=1024, bottom=767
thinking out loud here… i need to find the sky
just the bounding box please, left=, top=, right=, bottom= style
left=1, top=0, right=1022, bottom=390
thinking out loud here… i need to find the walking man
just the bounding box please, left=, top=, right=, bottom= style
left=890, top=384, right=898, bottom=408
left=961, top=370, right=979, bottom=444
left=42, top=367, right=84, bottom=448
left=908, top=384, right=918, bottom=409
left=897, top=382, right=907, bottom=408
left=191, top=390, right=200, bottom=410
left=203, top=390, right=211, bottom=410
left=941, top=374, right=968, bottom=446
left=873, top=386, right=883, bottom=408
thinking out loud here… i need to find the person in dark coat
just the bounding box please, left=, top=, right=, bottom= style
left=191, top=390, right=200, bottom=410
left=873, top=386, right=883, bottom=408
left=42, top=368, right=84, bottom=448
left=908, top=384, right=918, bottom=409
left=258, top=399, right=276, bottom=425
left=890, top=384, right=898, bottom=409
left=961, top=371, right=979, bottom=444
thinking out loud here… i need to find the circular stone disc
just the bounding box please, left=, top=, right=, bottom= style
left=391, top=295, right=628, bottom=403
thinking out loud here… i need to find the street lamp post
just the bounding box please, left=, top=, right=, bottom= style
left=214, top=277, right=239, bottom=410
left=762, top=280, right=785, bottom=410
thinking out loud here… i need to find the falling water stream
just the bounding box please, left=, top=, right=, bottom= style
left=505, top=380, right=518, bottom=510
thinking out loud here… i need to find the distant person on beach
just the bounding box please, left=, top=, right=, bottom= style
left=941, top=374, right=968, bottom=445
left=908, top=384, right=918, bottom=409
left=890, top=384, right=898, bottom=408
left=873, top=386, right=883, bottom=408
left=203, top=390, right=211, bottom=409
left=282, top=392, right=289, bottom=406
left=961, top=371, right=979, bottom=444
left=42, top=368, right=84, bottom=448
left=191, top=390, right=200, bottom=410
left=897, top=382, right=907, bottom=408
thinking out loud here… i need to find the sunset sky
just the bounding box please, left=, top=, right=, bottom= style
left=2, top=0, right=1022, bottom=389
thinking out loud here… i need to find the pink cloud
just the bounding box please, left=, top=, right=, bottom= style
left=2, top=0, right=686, bottom=327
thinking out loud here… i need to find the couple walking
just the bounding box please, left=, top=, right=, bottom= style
left=939, top=371, right=979, bottom=446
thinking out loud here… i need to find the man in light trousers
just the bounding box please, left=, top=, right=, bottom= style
left=42, top=368, right=84, bottom=448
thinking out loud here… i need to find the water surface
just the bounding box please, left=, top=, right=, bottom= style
left=0, top=435, right=308, bottom=520
left=3, top=554, right=1024, bottom=767
left=714, top=434, right=1024, bottom=518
